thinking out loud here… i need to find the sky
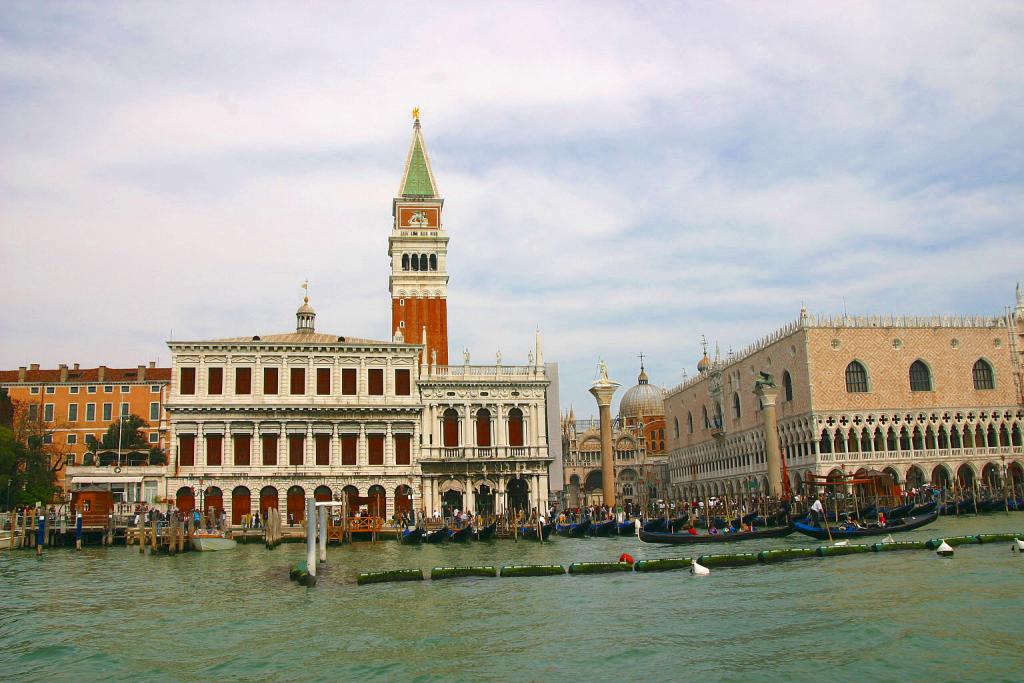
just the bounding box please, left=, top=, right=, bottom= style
left=2, top=1, right=1023, bottom=416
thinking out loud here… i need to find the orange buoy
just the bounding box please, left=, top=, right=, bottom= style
left=619, top=552, right=635, bottom=565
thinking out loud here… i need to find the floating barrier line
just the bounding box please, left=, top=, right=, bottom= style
left=350, top=531, right=1024, bottom=585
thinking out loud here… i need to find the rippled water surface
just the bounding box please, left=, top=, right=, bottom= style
left=1, top=515, right=1022, bottom=682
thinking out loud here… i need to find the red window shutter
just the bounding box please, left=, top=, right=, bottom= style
left=395, top=434, right=411, bottom=465
left=290, top=368, right=305, bottom=395
left=208, top=368, right=223, bottom=395
left=180, top=368, right=196, bottom=395
left=341, top=368, right=357, bottom=395
left=368, top=434, right=384, bottom=465
left=476, top=414, right=491, bottom=447
left=508, top=417, right=524, bottom=447
left=235, top=367, right=252, bottom=394
left=289, top=435, right=304, bottom=465
left=368, top=368, right=384, bottom=395
left=207, top=435, right=223, bottom=466
left=395, top=369, right=411, bottom=396
left=315, top=434, right=330, bottom=466
left=341, top=435, right=357, bottom=465
left=263, top=368, right=279, bottom=395
left=262, top=435, right=278, bottom=466
left=443, top=415, right=459, bottom=447
left=179, top=434, right=195, bottom=466
left=316, top=368, right=330, bottom=395
left=234, top=435, right=251, bottom=466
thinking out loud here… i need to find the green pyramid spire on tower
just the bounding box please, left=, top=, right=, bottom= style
left=399, top=114, right=438, bottom=198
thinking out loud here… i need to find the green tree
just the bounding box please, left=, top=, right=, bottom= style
left=149, top=447, right=166, bottom=465
left=5, top=401, right=65, bottom=508
left=98, top=415, right=149, bottom=450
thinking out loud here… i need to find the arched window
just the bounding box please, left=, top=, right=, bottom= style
left=411, top=254, right=420, bottom=271
left=429, top=254, right=437, bottom=271
left=673, top=417, right=679, bottom=439
left=845, top=361, right=868, bottom=393
left=714, top=403, right=723, bottom=429
left=442, top=408, right=459, bottom=448
left=909, top=360, right=932, bottom=392
left=702, top=406, right=710, bottom=429
left=782, top=371, right=793, bottom=402
left=508, top=408, right=524, bottom=447
left=687, top=411, right=693, bottom=434
left=972, top=359, right=994, bottom=390
left=401, top=254, right=409, bottom=271
left=732, top=392, right=741, bottom=419
left=419, top=254, right=429, bottom=271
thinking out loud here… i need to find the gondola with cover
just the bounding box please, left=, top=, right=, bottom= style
left=640, top=524, right=795, bottom=544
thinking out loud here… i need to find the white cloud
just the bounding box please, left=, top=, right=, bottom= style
left=1, top=0, right=1022, bottom=413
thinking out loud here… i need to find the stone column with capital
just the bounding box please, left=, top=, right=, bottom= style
left=754, top=379, right=783, bottom=497
left=589, top=364, right=620, bottom=509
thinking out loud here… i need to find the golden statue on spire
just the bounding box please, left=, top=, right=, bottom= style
left=301, top=279, right=309, bottom=303
left=412, top=107, right=420, bottom=121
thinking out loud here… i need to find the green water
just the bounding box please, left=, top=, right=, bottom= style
left=1, top=516, right=1022, bottom=682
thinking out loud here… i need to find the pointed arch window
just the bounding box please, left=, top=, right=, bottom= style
left=972, top=359, right=994, bottom=390
left=702, top=406, right=710, bottom=429
left=673, top=417, right=679, bottom=439
left=732, top=392, right=741, bottom=419
left=909, top=360, right=932, bottom=392
left=782, top=371, right=793, bottom=402
left=687, top=411, right=693, bottom=434
left=845, top=361, right=868, bottom=393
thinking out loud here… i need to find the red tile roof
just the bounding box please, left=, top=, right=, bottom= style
left=0, top=367, right=171, bottom=384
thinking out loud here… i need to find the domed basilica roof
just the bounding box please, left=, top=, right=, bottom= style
left=618, top=365, right=665, bottom=419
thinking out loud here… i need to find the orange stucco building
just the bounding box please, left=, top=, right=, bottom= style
left=0, top=363, right=171, bottom=493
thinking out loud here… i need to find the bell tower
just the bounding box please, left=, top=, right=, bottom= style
left=389, top=110, right=449, bottom=365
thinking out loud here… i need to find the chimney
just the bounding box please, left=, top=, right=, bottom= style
left=18, top=367, right=26, bottom=382
left=30, top=363, right=39, bottom=371
left=73, top=362, right=80, bottom=370
left=59, top=364, right=68, bottom=382
left=149, top=361, right=156, bottom=369
left=138, top=364, right=146, bottom=381
left=98, top=365, right=106, bottom=382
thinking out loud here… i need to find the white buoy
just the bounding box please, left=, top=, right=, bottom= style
left=691, top=560, right=710, bottom=576
left=936, top=540, right=954, bottom=557
left=832, top=540, right=849, bottom=547
left=1013, top=538, right=1024, bottom=552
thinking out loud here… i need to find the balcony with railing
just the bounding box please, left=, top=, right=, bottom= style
left=423, top=364, right=547, bottom=381
left=418, top=445, right=549, bottom=461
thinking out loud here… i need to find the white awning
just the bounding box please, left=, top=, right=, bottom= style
left=71, top=476, right=145, bottom=484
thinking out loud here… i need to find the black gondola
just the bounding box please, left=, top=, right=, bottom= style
left=793, top=511, right=938, bottom=540
left=589, top=520, right=617, bottom=536
left=519, top=522, right=554, bottom=541
left=642, top=518, right=670, bottom=533
left=425, top=527, right=450, bottom=543
left=618, top=520, right=637, bottom=535
left=639, top=525, right=795, bottom=544
left=555, top=519, right=591, bottom=538
left=400, top=527, right=425, bottom=545
left=908, top=500, right=938, bottom=516
left=449, top=525, right=474, bottom=542
left=475, top=521, right=497, bottom=541
left=669, top=516, right=692, bottom=532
